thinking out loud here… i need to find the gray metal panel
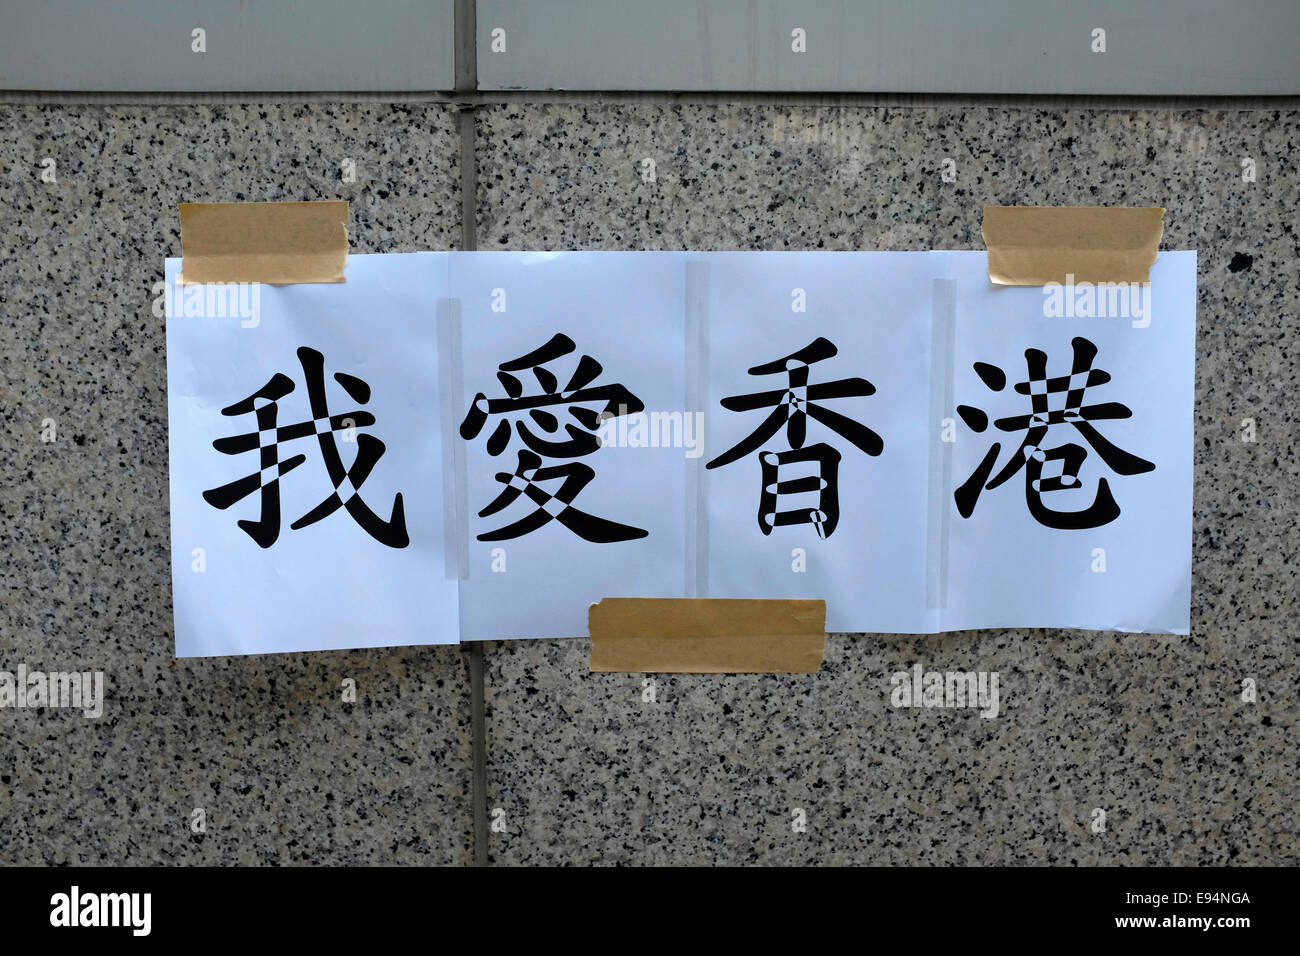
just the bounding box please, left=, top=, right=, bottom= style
left=0, top=0, right=455, bottom=91
left=476, top=0, right=1300, bottom=94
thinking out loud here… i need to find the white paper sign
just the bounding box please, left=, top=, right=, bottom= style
left=166, top=249, right=1196, bottom=651
left=166, top=253, right=459, bottom=656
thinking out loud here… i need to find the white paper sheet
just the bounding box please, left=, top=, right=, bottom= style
left=699, top=252, right=939, bottom=633
left=166, top=253, right=459, bottom=656
left=937, top=251, right=1196, bottom=634
left=451, top=252, right=689, bottom=640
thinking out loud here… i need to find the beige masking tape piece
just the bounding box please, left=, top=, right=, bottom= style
left=589, top=598, right=826, bottom=674
left=983, top=206, right=1163, bottom=286
left=179, top=201, right=349, bottom=284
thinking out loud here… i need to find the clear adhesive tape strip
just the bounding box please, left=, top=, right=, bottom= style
left=684, top=258, right=711, bottom=599
left=436, top=293, right=471, bottom=583
left=925, top=276, right=957, bottom=622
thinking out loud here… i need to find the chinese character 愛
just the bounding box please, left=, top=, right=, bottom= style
left=460, top=333, right=648, bottom=543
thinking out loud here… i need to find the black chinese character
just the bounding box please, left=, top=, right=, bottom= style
left=954, top=336, right=1155, bottom=529
left=202, top=346, right=409, bottom=549
left=461, top=333, right=647, bottom=543
left=706, top=337, right=882, bottom=538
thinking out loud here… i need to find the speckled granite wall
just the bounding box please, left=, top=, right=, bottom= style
left=477, top=105, right=1298, bottom=865
left=0, top=104, right=471, bottom=865
left=2, top=102, right=1295, bottom=866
